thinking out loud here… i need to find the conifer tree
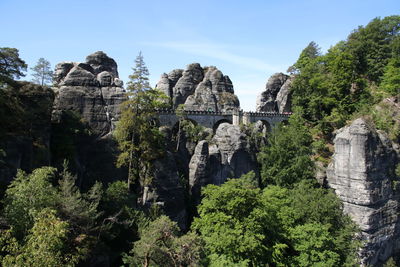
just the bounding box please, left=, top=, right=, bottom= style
left=114, top=52, right=167, bottom=191
left=31, top=58, right=53, bottom=86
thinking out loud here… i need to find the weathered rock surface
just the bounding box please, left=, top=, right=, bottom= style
left=51, top=52, right=127, bottom=187
left=188, top=123, right=258, bottom=193
left=53, top=51, right=126, bottom=138
left=209, top=123, right=258, bottom=185
left=327, top=118, right=400, bottom=266
left=156, top=64, right=240, bottom=112
left=143, top=151, right=188, bottom=229
left=189, top=140, right=210, bottom=205
left=256, top=73, right=293, bottom=112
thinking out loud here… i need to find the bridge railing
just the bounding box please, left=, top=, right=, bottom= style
left=155, top=108, right=292, bottom=117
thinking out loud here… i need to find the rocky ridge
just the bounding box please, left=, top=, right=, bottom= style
left=156, top=63, right=240, bottom=112
left=256, top=72, right=293, bottom=113
left=327, top=118, right=400, bottom=266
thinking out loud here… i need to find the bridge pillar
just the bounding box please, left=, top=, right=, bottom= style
left=243, top=112, right=251, bottom=125
left=232, top=110, right=241, bottom=126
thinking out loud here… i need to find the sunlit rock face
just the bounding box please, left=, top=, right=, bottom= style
left=155, top=63, right=240, bottom=112
left=53, top=51, right=126, bottom=138
left=327, top=118, right=400, bottom=266
left=256, top=72, right=293, bottom=113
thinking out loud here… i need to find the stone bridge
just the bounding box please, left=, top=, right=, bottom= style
left=157, top=109, right=291, bottom=131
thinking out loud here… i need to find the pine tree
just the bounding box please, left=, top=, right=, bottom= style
left=31, top=58, right=53, bottom=86
left=114, top=52, right=167, bottom=192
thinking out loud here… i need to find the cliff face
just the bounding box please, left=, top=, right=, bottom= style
left=156, top=63, right=240, bottom=112
left=51, top=51, right=127, bottom=185
left=0, top=83, right=55, bottom=184
left=327, top=118, right=400, bottom=266
left=256, top=72, right=292, bottom=113
left=142, top=122, right=259, bottom=229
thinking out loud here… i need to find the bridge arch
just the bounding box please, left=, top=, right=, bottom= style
left=213, top=118, right=232, bottom=132
left=256, top=119, right=272, bottom=133
left=172, top=118, right=198, bottom=133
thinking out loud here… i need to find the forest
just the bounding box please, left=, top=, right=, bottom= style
left=0, top=15, right=399, bottom=266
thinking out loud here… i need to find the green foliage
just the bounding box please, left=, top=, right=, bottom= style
left=2, top=209, right=80, bottom=267
left=289, top=223, right=340, bottom=267
left=30, top=57, right=53, bottom=86
left=2, top=167, right=58, bottom=239
left=1, top=165, right=105, bottom=266
left=384, top=257, right=398, bottom=267
left=57, top=161, right=102, bottom=235
left=258, top=111, right=314, bottom=187
left=99, top=180, right=146, bottom=260
left=193, top=173, right=358, bottom=266
left=181, top=119, right=210, bottom=143
left=207, top=254, right=249, bottom=267
left=124, top=215, right=204, bottom=267
left=289, top=16, right=400, bottom=138
left=192, top=173, right=286, bottom=266
left=127, top=51, right=151, bottom=92
left=395, top=164, right=400, bottom=178
left=114, top=52, right=168, bottom=190
left=379, top=56, right=400, bottom=96
left=0, top=47, right=27, bottom=86
left=369, top=102, right=400, bottom=142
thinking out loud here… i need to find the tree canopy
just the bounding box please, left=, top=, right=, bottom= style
left=114, top=52, right=168, bottom=191
left=0, top=47, right=27, bottom=86
left=31, top=57, right=53, bottom=86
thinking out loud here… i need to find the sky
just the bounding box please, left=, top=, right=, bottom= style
left=1, top=0, right=399, bottom=111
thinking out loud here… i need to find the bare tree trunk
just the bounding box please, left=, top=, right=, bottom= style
left=127, top=132, right=135, bottom=191
left=176, top=120, right=181, bottom=151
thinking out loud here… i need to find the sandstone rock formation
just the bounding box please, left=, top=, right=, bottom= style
left=188, top=123, right=258, bottom=205
left=326, top=118, right=400, bottom=266
left=156, top=64, right=240, bottom=112
left=256, top=73, right=293, bottom=113
left=51, top=52, right=127, bottom=186
left=52, top=51, right=126, bottom=138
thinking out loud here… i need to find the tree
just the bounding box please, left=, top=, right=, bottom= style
left=192, top=172, right=286, bottom=266
left=2, top=209, right=80, bottom=267
left=126, top=51, right=151, bottom=92
left=31, top=57, right=53, bottom=86
left=124, top=215, right=204, bottom=267
left=258, top=111, right=314, bottom=188
left=288, top=41, right=321, bottom=74
left=57, top=162, right=102, bottom=235
left=0, top=47, right=27, bottom=85
left=114, top=52, right=167, bottom=191
left=2, top=167, right=58, bottom=239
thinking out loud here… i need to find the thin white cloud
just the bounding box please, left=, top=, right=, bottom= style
left=145, top=41, right=283, bottom=73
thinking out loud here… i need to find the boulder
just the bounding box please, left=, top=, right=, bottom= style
left=327, top=118, right=400, bottom=266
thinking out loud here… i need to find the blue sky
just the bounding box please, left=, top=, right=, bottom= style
left=1, top=0, right=398, bottom=110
